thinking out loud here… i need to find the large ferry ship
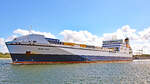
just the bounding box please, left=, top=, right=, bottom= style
left=6, top=34, right=132, bottom=64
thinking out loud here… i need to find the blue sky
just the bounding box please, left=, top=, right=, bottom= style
left=1, top=0, right=150, bottom=38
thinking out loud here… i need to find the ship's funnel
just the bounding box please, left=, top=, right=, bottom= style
left=125, top=37, right=130, bottom=48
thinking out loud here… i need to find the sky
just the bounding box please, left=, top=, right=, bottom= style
left=0, top=0, right=150, bottom=54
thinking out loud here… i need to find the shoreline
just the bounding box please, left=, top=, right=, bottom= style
left=0, top=58, right=11, bottom=59
left=133, top=59, right=150, bottom=61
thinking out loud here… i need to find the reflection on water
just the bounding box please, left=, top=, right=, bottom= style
left=1, top=59, right=150, bottom=84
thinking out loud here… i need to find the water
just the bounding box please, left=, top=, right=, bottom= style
left=1, top=59, right=150, bottom=84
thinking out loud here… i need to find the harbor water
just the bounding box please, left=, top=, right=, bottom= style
left=0, top=59, right=150, bottom=84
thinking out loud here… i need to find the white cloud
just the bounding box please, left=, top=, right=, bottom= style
left=60, top=25, right=150, bottom=54
left=60, top=25, right=139, bottom=47
left=138, top=27, right=150, bottom=40
left=13, top=28, right=55, bottom=38
left=103, top=25, right=150, bottom=54
left=13, top=29, right=29, bottom=35
left=60, top=30, right=103, bottom=46
left=102, top=25, right=138, bottom=40
left=0, top=38, right=8, bottom=53
left=0, top=38, right=4, bottom=45
left=1, top=25, right=150, bottom=54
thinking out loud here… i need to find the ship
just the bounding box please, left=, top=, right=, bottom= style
left=6, top=34, right=133, bottom=64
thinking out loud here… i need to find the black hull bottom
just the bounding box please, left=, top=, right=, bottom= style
left=10, top=54, right=132, bottom=64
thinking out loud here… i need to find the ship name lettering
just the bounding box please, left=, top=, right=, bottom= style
left=38, top=48, right=49, bottom=50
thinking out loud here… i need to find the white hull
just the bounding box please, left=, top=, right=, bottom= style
left=7, top=44, right=132, bottom=58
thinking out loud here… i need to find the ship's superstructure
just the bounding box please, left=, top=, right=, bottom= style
left=6, top=34, right=132, bottom=64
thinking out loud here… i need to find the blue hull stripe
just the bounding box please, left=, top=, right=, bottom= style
left=10, top=54, right=132, bottom=62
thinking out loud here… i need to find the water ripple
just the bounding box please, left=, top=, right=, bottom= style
left=1, top=59, right=150, bottom=84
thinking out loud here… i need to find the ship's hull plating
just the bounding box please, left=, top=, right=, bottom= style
left=6, top=44, right=133, bottom=64
left=10, top=54, right=132, bottom=64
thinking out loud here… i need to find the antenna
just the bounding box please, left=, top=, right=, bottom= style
left=29, top=25, right=32, bottom=34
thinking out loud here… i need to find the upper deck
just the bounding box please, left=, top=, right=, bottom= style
left=102, top=39, right=123, bottom=48
left=6, top=34, right=131, bottom=53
